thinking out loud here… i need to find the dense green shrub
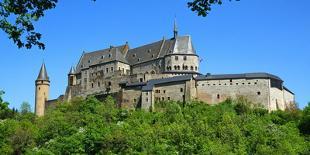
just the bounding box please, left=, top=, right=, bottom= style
left=0, top=95, right=309, bottom=154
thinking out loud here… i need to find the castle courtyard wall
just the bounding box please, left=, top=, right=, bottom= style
left=196, top=79, right=270, bottom=108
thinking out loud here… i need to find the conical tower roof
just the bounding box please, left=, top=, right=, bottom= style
left=68, top=66, right=75, bottom=75
left=36, top=63, right=49, bottom=81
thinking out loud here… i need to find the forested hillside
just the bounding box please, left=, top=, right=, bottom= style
left=0, top=93, right=309, bottom=154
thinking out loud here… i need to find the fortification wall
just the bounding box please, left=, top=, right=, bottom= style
left=153, top=81, right=186, bottom=102
left=283, top=89, right=295, bottom=109
left=196, top=79, right=270, bottom=108
left=120, top=87, right=141, bottom=109
left=269, top=87, right=285, bottom=111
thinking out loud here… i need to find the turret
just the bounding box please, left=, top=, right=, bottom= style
left=68, top=66, right=76, bottom=86
left=35, top=63, right=50, bottom=116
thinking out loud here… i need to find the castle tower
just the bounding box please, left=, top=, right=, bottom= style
left=35, top=63, right=50, bottom=116
left=68, top=66, right=76, bottom=86
left=66, top=66, right=76, bottom=101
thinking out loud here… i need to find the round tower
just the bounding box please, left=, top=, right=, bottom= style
left=68, top=66, right=76, bottom=86
left=35, top=63, right=50, bottom=116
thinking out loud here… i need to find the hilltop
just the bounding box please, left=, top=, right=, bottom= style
left=0, top=95, right=309, bottom=154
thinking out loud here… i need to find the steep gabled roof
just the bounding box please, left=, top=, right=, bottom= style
left=126, top=35, right=196, bottom=65
left=75, top=44, right=128, bottom=73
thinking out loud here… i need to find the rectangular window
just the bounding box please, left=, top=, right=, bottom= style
left=183, top=56, right=187, bottom=60
left=106, top=68, right=109, bottom=73
left=111, top=67, right=114, bottom=72
left=168, top=97, right=170, bottom=100
left=180, top=88, right=183, bottom=92
left=175, top=56, right=178, bottom=61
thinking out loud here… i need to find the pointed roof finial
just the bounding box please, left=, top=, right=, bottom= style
left=173, top=16, right=178, bottom=38
left=36, top=63, right=49, bottom=81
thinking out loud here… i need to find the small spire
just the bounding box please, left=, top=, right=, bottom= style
left=68, top=66, right=75, bottom=75
left=173, top=17, right=178, bottom=38
left=37, top=63, right=49, bottom=81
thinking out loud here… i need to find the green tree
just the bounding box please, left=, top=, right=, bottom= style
left=299, top=102, right=310, bottom=135
left=188, top=0, right=239, bottom=17
left=1, top=0, right=237, bottom=50
left=20, top=101, right=31, bottom=114
left=0, top=90, right=15, bottom=119
left=0, top=0, right=57, bottom=49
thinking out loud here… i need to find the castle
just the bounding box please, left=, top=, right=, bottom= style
left=34, top=23, right=295, bottom=116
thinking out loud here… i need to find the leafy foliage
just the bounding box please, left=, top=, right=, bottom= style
left=0, top=0, right=57, bottom=49
left=0, top=0, right=238, bottom=50
left=188, top=0, right=239, bottom=17
left=0, top=95, right=309, bottom=154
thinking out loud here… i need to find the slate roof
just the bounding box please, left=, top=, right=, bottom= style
left=75, top=35, right=197, bottom=69
left=126, top=35, right=197, bottom=65
left=142, top=75, right=193, bottom=91
left=36, top=63, right=49, bottom=81
left=125, top=38, right=174, bottom=65
left=195, top=73, right=283, bottom=82
left=283, top=86, right=294, bottom=95
left=68, top=66, right=75, bottom=75
left=76, top=44, right=129, bottom=73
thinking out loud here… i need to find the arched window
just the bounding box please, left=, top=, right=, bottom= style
left=190, top=66, right=194, bottom=70
left=174, top=66, right=177, bottom=70
left=177, top=66, right=180, bottom=70
left=217, top=94, right=220, bottom=99
left=151, top=70, right=156, bottom=74
left=195, top=66, right=198, bottom=71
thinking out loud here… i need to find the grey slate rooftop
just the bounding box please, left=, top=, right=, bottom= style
left=75, top=35, right=197, bottom=72
left=195, top=73, right=283, bottom=82
left=36, top=63, right=49, bottom=81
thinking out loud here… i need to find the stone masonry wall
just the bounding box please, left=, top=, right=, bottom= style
left=196, top=79, right=270, bottom=108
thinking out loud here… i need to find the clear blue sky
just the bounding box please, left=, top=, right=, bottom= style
left=0, top=0, right=309, bottom=110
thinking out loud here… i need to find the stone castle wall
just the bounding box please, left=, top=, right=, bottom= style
left=196, top=79, right=270, bottom=108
